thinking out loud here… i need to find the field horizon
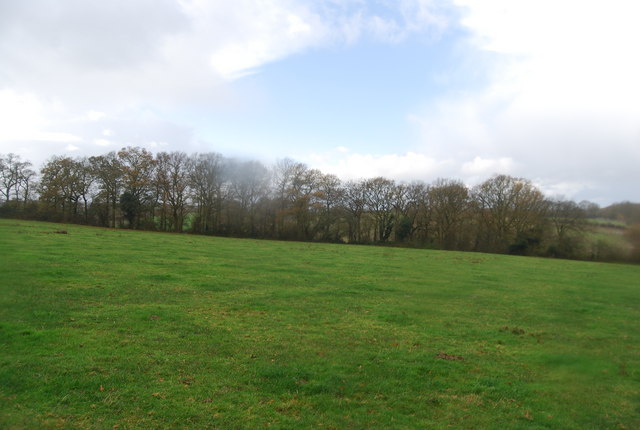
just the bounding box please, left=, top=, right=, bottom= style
left=1, top=219, right=639, bottom=429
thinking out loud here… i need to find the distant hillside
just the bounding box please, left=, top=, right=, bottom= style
left=599, top=201, right=640, bottom=225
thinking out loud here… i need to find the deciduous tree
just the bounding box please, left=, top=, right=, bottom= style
left=547, top=199, right=586, bottom=257
left=190, top=152, right=226, bottom=234
left=0, top=153, right=34, bottom=207
left=428, top=179, right=471, bottom=250
left=364, top=177, right=396, bottom=243
left=39, top=156, right=84, bottom=221
left=118, top=147, right=156, bottom=229
left=342, top=180, right=367, bottom=243
left=472, top=175, right=548, bottom=253
left=226, top=160, right=271, bottom=236
left=155, top=151, right=192, bottom=232
left=89, top=152, right=122, bottom=227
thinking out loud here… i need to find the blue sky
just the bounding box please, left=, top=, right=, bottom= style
left=200, top=37, right=462, bottom=154
left=1, top=0, right=639, bottom=205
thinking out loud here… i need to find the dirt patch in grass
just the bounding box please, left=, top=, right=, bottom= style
left=436, top=353, right=464, bottom=361
left=500, top=326, right=525, bottom=335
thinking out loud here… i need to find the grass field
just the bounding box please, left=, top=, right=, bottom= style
left=1, top=219, right=639, bottom=429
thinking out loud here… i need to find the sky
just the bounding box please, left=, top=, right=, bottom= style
left=1, top=0, right=639, bottom=206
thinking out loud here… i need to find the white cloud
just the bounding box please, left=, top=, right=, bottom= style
left=87, top=111, right=106, bottom=121
left=408, top=97, right=495, bottom=159
left=0, top=0, right=450, bottom=94
left=305, top=150, right=519, bottom=189
left=408, top=0, right=640, bottom=204
left=0, top=87, right=196, bottom=167
left=461, top=156, right=514, bottom=177
left=0, top=0, right=452, bottom=168
left=0, top=90, right=46, bottom=142
left=146, top=141, right=169, bottom=149
left=94, top=139, right=111, bottom=147
left=305, top=150, right=453, bottom=183
left=204, top=1, right=328, bottom=80
left=453, top=0, right=640, bottom=123
left=203, top=0, right=451, bottom=80
left=33, top=132, right=83, bottom=143
left=536, top=180, right=592, bottom=202
left=0, top=90, right=82, bottom=144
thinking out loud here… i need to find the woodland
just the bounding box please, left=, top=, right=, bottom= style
left=1, top=149, right=639, bottom=262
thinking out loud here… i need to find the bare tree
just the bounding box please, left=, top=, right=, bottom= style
left=74, top=158, right=95, bottom=223
left=364, top=177, right=396, bottom=243
left=578, top=200, right=600, bottom=218
left=390, top=182, right=426, bottom=243
left=190, top=152, right=226, bottom=234
left=472, top=174, right=548, bottom=253
left=118, top=147, right=156, bottom=228
left=547, top=199, right=586, bottom=257
left=342, top=180, right=367, bottom=243
left=39, top=156, right=84, bottom=221
left=271, top=159, right=320, bottom=240
left=89, top=152, right=123, bottom=227
left=0, top=153, right=34, bottom=206
left=18, top=166, right=37, bottom=206
left=288, top=164, right=322, bottom=241
left=0, top=153, right=19, bottom=203
left=428, top=179, right=471, bottom=250
left=226, top=159, right=271, bottom=236
left=316, top=173, right=345, bottom=241
left=156, top=151, right=192, bottom=232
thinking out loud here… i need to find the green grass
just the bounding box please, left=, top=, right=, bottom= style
left=1, top=219, right=639, bottom=429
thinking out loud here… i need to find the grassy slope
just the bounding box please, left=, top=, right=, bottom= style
left=0, top=219, right=639, bottom=429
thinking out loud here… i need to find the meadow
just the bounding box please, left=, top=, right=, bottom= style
left=0, top=219, right=638, bottom=429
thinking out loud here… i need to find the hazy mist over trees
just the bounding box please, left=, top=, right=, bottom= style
left=2, top=149, right=639, bottom=263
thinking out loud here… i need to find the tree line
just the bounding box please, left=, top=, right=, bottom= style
left=1, top=148, right=637, bottom=261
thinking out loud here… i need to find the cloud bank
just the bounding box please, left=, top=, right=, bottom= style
left=404, top=0, right=640, bottom=202
left=0, top=0, right=451, bottom=161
